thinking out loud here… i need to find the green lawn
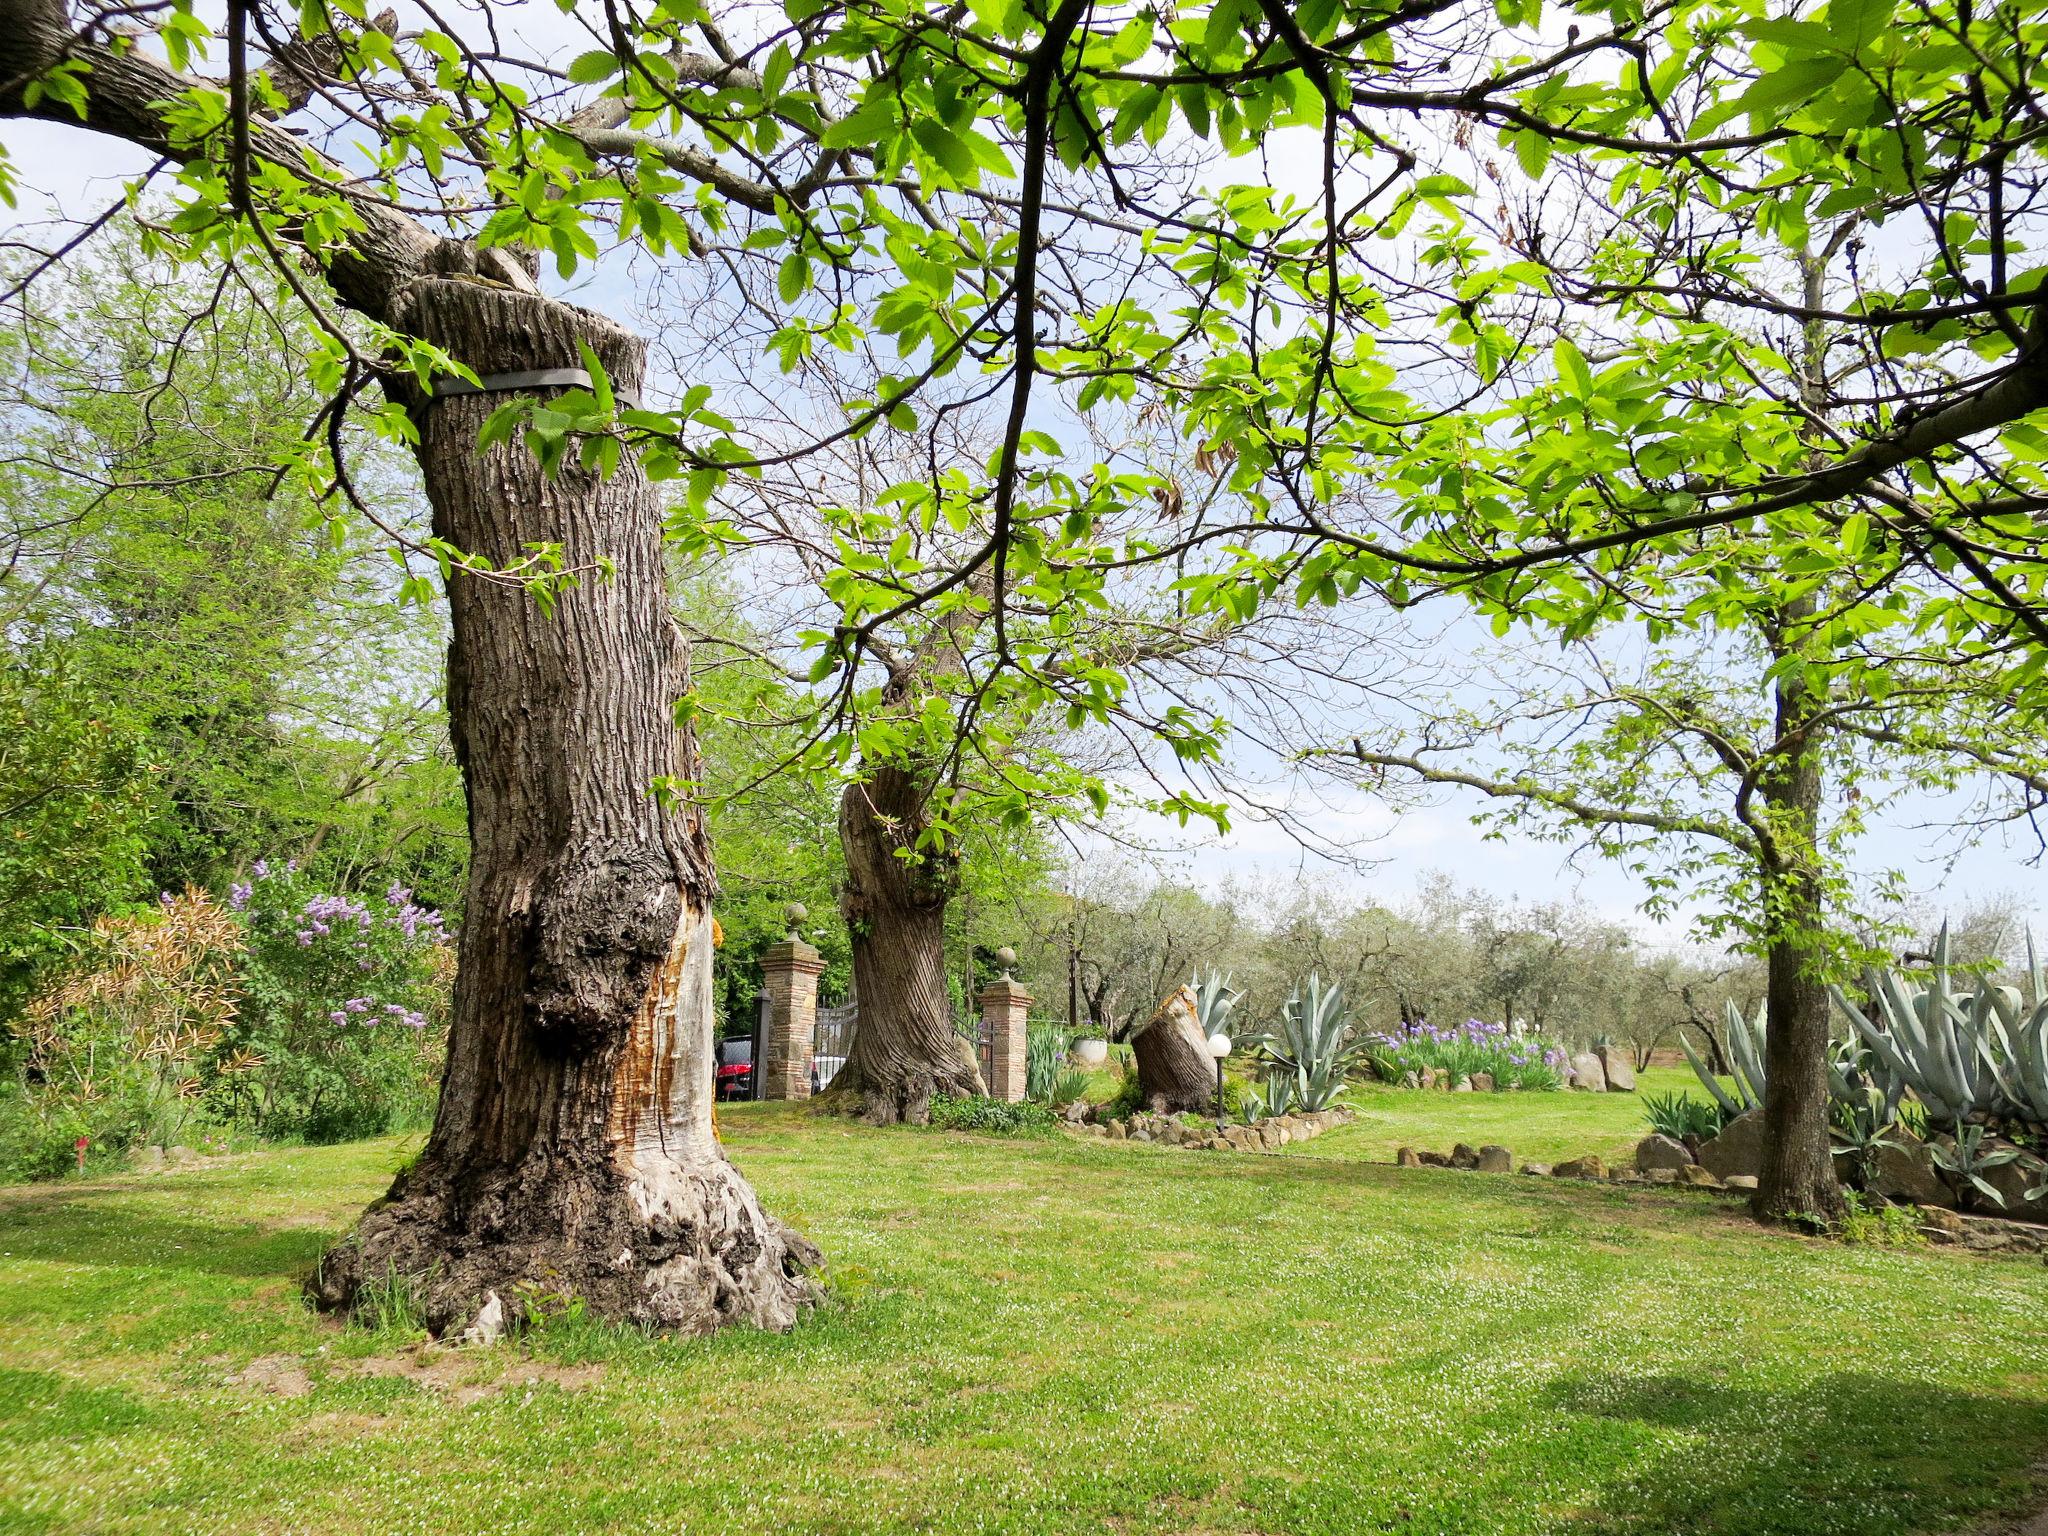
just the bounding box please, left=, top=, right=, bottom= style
left=1300, top=1068, right=1706, bottom=1165
left=2, top=1097, right=2045, bottom=1536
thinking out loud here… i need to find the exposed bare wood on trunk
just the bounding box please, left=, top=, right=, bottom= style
left=302, top=280, right=816, bottom=1332
left=1131, top=985, right=1216, bottom=1113
left=827, top=767, right=983, bottom=1124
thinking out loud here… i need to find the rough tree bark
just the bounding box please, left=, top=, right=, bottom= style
left=1130, top=985, right=1217, bottom=1113
left=827, top=767, right=984, bottom=1123
left=0, top=7, right=818, bottom=1335
left=308, top=282, right=819, bottom=1333
left=1752, top=593, right=1845, bottom=1225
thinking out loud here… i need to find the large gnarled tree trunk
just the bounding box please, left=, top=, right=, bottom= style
left=2, top=0, right=822, bottom=1339
left=310, top=282, right=817, bottom=1333
left=827, top=766, right=983, bottom=1123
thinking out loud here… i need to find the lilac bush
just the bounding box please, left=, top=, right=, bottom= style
left=1365, top=1017, right=1568, bottom=1091
left=212, top=860, right=452, bottom=1140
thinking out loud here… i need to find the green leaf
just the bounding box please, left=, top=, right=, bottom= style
left=1828, top=0, right=1897, bottom=50
left=778, top=252, right=810, bottom=305
left=1554, top=338, right=1594, bottom=400
left=566, top=50, right=621, bottom=85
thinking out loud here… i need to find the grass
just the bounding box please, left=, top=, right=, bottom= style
left=1300, top=1067, right=1708, bottom=1165
left=0, top=1094, right=2043, bottom=1535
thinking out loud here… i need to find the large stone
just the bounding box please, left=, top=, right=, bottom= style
left=1917, top=1205, right=1965, bottom=1241
left=1451, top=1142, right=1480, bottom=1170
left=1417, top=1150, right=1453, bottom=1168
left=1951, top=1214, right=2048, bottom=1254
left=1396, top=1146, right=1421, bottom=1168
left=1476, top=1145, right=1513, bottom=1174
left=1635, top=1133, right=1694, bottom=1174
left=1598, top=1049, right=1637, bottom=1093
left=1697, top=1109, right=1770, bottom=1182
left=1569, top=1053, right=1607, bottom=1093
left=1646, top=1167, right=1680, bottom=1185
left=1106, top=1119, right=1128, bottom=1141
left=1869, top=1134, right=1953, bottom=1209
left=1677, top=1164, right=1725, bottom=1190
left=1553, top=1155, right=1607, bottom=1180
left=1401, top=1071, right=1421, bottom=1090
left=1452, top=1076, right=1474, bottom=1093
left=1417, top=1067, right=1438, bottom=1091
left=1981, top=1143, right=2048, bottom=1223
left=1469, top=1072, right=1496, bottom=1094
left=1520, top=1162, right=1552, bottom=1177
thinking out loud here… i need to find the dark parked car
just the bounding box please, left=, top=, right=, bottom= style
left=715, top=1036, right=755, bottom=1101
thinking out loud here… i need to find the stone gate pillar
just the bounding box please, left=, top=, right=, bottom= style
left=979, top=946, right=1032, bottom=1103
left=761, top=905, right=824, bottom=1100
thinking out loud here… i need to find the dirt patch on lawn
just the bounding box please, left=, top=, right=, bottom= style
left=347, top=1347, right=605, bottom=1404
left=233, top=1355, right=314, bottom=1398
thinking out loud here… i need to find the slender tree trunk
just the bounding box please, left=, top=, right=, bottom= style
left=1752, top=277, right=1848, bottom=1227
left=309, top=281, right=816, bottom=1335
left=826, top=768, right=983, bottom=1123
left=1752, top=592, right=1845, bottom=1225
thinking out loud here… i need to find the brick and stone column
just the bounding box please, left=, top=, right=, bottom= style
left=979, top=947, right=1032, bottom=1103
left=761, top=905, right=824, bottom=1100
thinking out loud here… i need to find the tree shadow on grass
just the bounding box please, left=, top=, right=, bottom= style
left=1533, top=1367, right=2048, bottom=1535
left=0, top=1187, right=341, bottom=1281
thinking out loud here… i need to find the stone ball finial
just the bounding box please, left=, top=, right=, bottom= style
left=784, top=900, right=808, bottom=936
left=995, top=945, right=1018, bottom=975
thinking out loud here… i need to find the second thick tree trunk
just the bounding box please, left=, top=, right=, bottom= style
left=828, top=768, right=983, bottom=1123
left=309, top=279, right=816, bottom=1335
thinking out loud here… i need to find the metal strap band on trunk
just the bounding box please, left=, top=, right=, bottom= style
left=428, top=369, right=640, bottom=408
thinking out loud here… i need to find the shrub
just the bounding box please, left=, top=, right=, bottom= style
left=1643, top=1090, right=1726, bottom=1143
left=927, top=1095, right=1059, bottom=1135
left=1839, top=1192, right=1928, bottom=1248
left=5, top=888, right=246, bottom=1175
left=215, top=861, right=452, bottom=1142
left=1102, top=1067, right=1149, bottom=1122
left=1366, top=1017, right=1567, bottom=1091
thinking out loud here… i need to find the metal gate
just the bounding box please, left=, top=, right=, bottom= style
left=813, top=1001, right=856, bottom=1093
left=732, top=999, right=992, bottom=1098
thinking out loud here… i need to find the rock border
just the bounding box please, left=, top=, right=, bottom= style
left=1064, top=1106, right=1354, bottom=1153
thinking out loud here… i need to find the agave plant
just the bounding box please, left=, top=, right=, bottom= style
left=1239, top=1074, right=1296, bottom=1123
left=1979, top=935, right=2048, bottom=1124
left=1930, top=1123, right=2021, bottom=1210
left=1642, top=1090, right=1723, bottom=1143
left=1682, top=998, right=1910, bottom=1129
left=1829, top=1086, right=1906, bottom=1189
left=1679, top=1000, right=1767, bottom=1119
left=1831, top=927, right=2006, bottom=1128
left=1193, top=969, right=1244, bottom=1043
left=1243, top=974, right=1369, bottom=1113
